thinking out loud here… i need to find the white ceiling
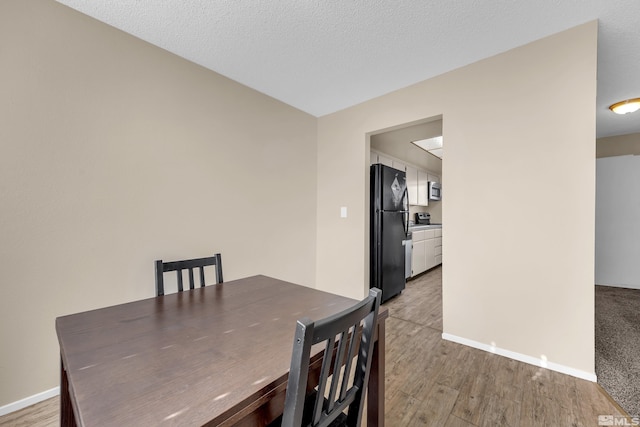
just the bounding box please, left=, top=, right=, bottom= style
left=56, top=0, right=640, bottom=138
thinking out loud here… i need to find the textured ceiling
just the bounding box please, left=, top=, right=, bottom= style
left=56, top=0, right=640, bottom=138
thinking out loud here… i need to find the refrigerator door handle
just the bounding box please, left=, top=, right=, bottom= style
left=402, top=187, right=409, bottom=236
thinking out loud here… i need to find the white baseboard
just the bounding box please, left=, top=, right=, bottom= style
left=441, top=333, right=597, bottom=382
left=0, top=387, right=60, bottom=417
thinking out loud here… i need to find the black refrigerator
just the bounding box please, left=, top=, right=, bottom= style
left=370, top=163, right=409, bottom=302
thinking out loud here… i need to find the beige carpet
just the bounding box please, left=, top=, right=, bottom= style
left=596, top=285, right=640, bottom=416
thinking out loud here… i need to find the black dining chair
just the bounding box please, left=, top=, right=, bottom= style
left=271, top=287, right=382, bottom=427
left=154, top=253, right=223, bottom=296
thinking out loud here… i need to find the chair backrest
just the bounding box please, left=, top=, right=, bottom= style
left=281, top=288, right=382, bottom=427
left=155, top=254, right=223, bottom=296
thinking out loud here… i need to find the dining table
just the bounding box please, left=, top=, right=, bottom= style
left=56, top=275, right=388, bottom=426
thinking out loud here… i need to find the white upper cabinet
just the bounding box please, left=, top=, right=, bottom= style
left=377, top=153, right=393, bottom=167
left=406, top=165, right=418, bottom=206
left=370, top=151, right=378, bottom=166
left=392, top=160, right=406, bottom=172
left=417, top=170, right=429, bottom=206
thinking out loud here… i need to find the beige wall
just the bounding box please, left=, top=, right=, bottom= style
left=316, top=22, right=598, bottom=376
left=0, top=1, right=317, bottom=406
left=424, top=201, right=442, bottom=224
left=597, top=132, right=640, bottom=157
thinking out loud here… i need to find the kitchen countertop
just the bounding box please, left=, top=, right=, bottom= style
left=409, top=224, right=442, bottom=231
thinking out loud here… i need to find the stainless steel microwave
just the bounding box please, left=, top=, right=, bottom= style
left=429, top=182, right=441, bottom=201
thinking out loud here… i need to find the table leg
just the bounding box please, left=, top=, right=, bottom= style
left=60, top=356, right=76, bottom=426
left=367, top=317, right=386, bottom=427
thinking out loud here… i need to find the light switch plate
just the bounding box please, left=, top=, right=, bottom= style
left=340, top=207, right=347, bottom=218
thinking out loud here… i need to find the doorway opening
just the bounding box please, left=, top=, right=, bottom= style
left=595, top=149, right=640, bottom=416
left=366, top=114, right=444, bottom=305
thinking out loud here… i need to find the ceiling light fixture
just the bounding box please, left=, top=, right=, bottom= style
left=609, top=98, right=640, bottom=115
left=412, top=136, right=443, bottom=159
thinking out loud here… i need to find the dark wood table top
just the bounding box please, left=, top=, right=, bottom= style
left=56, top=275, right=387, bottom=426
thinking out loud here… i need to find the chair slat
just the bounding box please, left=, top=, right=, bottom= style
left=188, top=268, right=195, bottom=290
left=177, top=269, right=183, bottom=292
left=327, top=330, right=349, bottom=412
left=313, top=337, right=335, bottom=424
left=339, top=325, right=358, bottom=401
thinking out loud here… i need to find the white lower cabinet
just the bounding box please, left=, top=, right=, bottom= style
left=412, top=239, right=427, bottom=276
left=411, top=228, right=442, bottom=277
left=425, top=237, right=436, bottom=270
left=434, top=228, right=442, bottom=266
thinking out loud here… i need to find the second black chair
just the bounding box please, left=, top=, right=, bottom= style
left=274, top=287, right=382, bottom=427
left=155, top=253, right=223, bottom=296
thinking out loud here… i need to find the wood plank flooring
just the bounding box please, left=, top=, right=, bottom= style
left=0, top=266, right=627, bottom=426
left=0, top=395, right=58, bottom=427
left=384, top=266, right=626, bottom=426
